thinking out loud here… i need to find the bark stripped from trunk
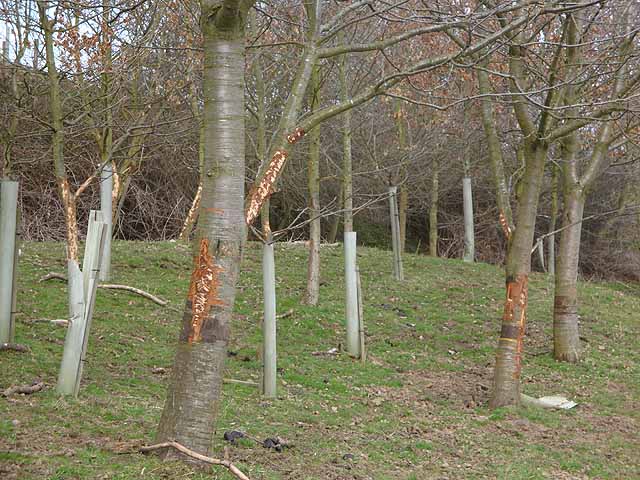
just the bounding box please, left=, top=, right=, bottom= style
left=57, top=178, right=79, bottom=262
left=490, top=142, right=547, bottom=408
left=503, top=275, right=528, bottom=372
left=156, top=15, right=246, bottom=456
left=499, top=211, right=512, bottom=241
left=553, top=191, right=584, bottom=362
left=245, top=128, right=304, bottom=226
left=179, top=184, right=202, bottom=241
left=490, top=274, right=528, bottom=408
left=185, top=238, right=224, bottom=343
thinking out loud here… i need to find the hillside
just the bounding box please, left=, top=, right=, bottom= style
left=1, top=241, right=639, bottom=479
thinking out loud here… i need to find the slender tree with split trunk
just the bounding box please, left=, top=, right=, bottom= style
left=37, top=1, right=80, bottom=277
left=155, top=0, right=251, bottom=455
left=553, top=5, right=637, bottom=362
left=479, top=4, right=640, bottom=404
left=484, top=13, right=569, bottom=408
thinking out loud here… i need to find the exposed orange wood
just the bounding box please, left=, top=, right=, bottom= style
left=186, top=238, right=224, bottom=343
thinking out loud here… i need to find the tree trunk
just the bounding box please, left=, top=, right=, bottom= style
left=547, top=164, right=559, bottom=276
left=477, top=66, right=514, bottom=230
left=490, top=142, right=547, bottom=408
left=99, top=0, right=113, bottom=281
left=303, top=65, right=321, bottom=306
left=394, top=100, right=408, bottom=251
left=339, top=48, right=353, bottom=234
left=429, top=159, right=439, bottom=257
left=399, top=188, right=408, bottom=252
left=553, top=188, right=584, bottom=363
left=326, top=183, right=342, bottom=244
left=39, top=2, right=79, bottom=264
left=156, top=18, right=245, bottom=456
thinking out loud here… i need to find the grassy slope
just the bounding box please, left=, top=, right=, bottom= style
left=0, top=241, right=638, bottom=480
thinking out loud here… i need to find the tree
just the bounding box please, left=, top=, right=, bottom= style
left=158, top=0, right=548, bottom=453
left=475, top=1, right=640, bottom=405
left=552, top=4, right=639, bottom=362
left=156, top=0, right=251, bottom=455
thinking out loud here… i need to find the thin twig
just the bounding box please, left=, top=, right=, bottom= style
left=23, top=318, right=69, bottom=326
left=140, top=441, right=250, bottom=480
left=275, top=308, right=294, bottom=319
left=224, top=378, right=259, bottom=386
left=532, top=203, right=640, bottom=253
left=99, top=284, right=167, bottom=306
left=38, top=272, right=168, bottom=306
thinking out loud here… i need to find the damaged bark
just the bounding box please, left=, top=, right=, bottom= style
left=156, top=2, right=248, bottom=456
left=184, top=238, right=225, bottom=344
left=245, top=128, right=304, bottom=226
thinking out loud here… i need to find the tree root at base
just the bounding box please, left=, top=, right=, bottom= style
left=140, top=441, right=250, bottom=480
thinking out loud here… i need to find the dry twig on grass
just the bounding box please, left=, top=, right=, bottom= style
left=39, top=272, right=168, bottom=306
left=140, top=441, right=250, bottom=480
left=0, top=343, right=30, bottom=353
left=2, top=382, right=44, bottom=397
left=223, top=378, right=259, bottom=386
left=24, top=318, right=69, bottom=326
left=98, top=284, right=167, bottom=306
left=275, top=308, right=294, bottom=319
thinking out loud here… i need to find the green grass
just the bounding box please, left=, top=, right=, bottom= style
left=1, top=241, right=639, bottom=479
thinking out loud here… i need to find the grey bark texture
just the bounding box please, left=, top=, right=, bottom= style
left=304, top=65, right=321, bottom=306
left=339, top=48, right=353, bottom=234
left=156, top=4, right=248, bottom=456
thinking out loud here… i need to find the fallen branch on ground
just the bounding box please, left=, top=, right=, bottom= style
left=39, top=272, right=167, bottom=306
left=0, top=343, right=30, bottom=353
left=223, top=378, right=259, bottom=386
left=38, top=272, right=67, bottom=282
left=24, top=318, right=69, bottom=327
left=140, top=441, right=250, bottom=480
left=276, top=309, right=294, bottom=319
left=99, top=284, right=167, bottom=306
left=2, top=382, right=44, bottom=397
